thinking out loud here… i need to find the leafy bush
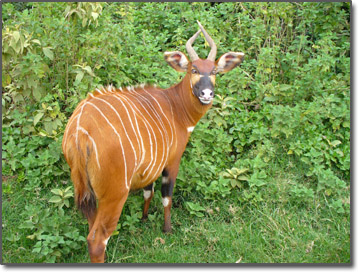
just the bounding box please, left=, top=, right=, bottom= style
left=19, top=206, right=86, bottom=263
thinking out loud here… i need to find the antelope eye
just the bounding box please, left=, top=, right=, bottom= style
left=191, top=69, right=198, bottom=74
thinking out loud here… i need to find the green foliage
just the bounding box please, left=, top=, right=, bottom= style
left=2, top=2, right=350, bottom=263
left=19, top=206, right=86, bottom=263
left=185, top=201, right=206, bottom=218
left=221, top=167, right=249, bottom=189
left=49, top=186, right=74, bottom=212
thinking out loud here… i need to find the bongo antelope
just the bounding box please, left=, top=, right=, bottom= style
left=62, top=21, right=244, bottom=263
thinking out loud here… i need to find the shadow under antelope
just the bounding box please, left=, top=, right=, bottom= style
left=62, top=21, right=244, bottom=263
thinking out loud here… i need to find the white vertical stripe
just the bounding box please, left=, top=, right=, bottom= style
left=110, top=95, right=145, bottom=166
left=92, top=96, right=138, bottom=169
left=114, top=93, right=154, bottom=175
left=63, top=114, right=79, bottom=151
left=86, top=101, right=130, bottom=190
left=96, top=89, right=104, bottom=95
left=161, top=91, right=177, bottom=152
left=161, top=91, right=176, bottom=143
left=126, top=90, right=167, bottom=181
left=124, top=91, right=162, bottom=179
left=133, top=88, right=168, bottom=141
left=77, top=126, right=101, bottom=169
left=142, top=87, right=174, bottom=147
left=125, top=93, right=161, bottom=178
left=75, top=102, right=87, bottom=146
left=141, top=87, right=173, bottom=183
left=137, top=88, right=170, bottom=181
left=124, top=93, right=156, bottom=178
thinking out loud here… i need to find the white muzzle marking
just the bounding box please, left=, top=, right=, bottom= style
left=199, top=88, right=213, bottom=104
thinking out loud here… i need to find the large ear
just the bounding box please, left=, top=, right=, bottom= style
left=216, top=52, right=245, bottom=74
left=164, top=51, right=189, bottom=72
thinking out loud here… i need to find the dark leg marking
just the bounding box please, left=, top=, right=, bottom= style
left=142, top=183, right=154, bottom=221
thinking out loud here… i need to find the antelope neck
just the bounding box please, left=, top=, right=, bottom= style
left=164, top=73, right=212, bottom=129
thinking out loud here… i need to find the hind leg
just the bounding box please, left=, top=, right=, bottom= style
left=87, top=191, right=129, bottom=263
left=86, top=209, right=97, bottom=233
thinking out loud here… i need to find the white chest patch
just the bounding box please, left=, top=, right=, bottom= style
left=187, top=126, right=195, bottom=133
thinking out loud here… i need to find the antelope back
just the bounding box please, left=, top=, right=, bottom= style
left=62, top=85, right=176, bottom=192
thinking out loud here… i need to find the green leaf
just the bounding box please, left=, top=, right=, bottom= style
left=2, top=74, right=11, bottom=87
left=26, top=234, right=36, bottom=240
left=49, top=196, right=62, bottom=203
left=194, top=211, right=205, bottom=217
left=75, top=71, right=84, bottom=85
left=232, top=168, right=249, bottom=175
left=33, top=88, right=43, bottom=102
left=64, top=191, right=73, bottom=198
left=51, top=188, right=63, bottom=195
left=43, top=47, right=54, bottom=60
left=237, top=175, right=249, bottom=181
left=13, top=31, right=20, bottom=43
left=44, top=121, right=53, bottom=134
left=13, top=93, right=24, bottom=103
left=249, top=171, right=267, bottom=187
left=6, top=234, right=20, bottom=242
left=64, top=186, right=72, bottom=192
left=83, top=66, right=95, bottom=77
left=13, top=40, right=22, bottom=54
left=186, top=201, right=205, bottom=212
left=32, top=247, right=42, bottom=254
left=48, top=255, right=57, bottom=263
left=91, top=12, right=99, bottom=21
left=52, top=250, right=62, bottom=257
left=330, top=140, right=341, bottom=147
left=31, top=39, right=41, bottom=45
left=33, top=112, right=44, bottom=126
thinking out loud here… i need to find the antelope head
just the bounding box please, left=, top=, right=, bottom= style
left=164, top=21, right=245, bottom=105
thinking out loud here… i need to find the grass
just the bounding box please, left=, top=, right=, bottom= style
left=2, top=173, right=350, bottom=264
left=105, top=200, right=350, bottom=263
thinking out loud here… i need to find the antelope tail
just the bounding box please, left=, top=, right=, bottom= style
left=69, top=144, right=97, bottom=220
